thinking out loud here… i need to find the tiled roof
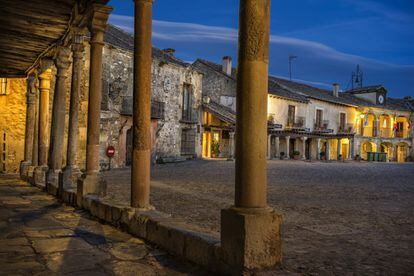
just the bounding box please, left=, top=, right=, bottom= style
left=268, top=79, right=309, bottom=103
left=203, top=101, right=236, bottom=125
left=194, top=59, right=237, bottom=80
left=342, top=86, right=413, bottom=112
left=346, top=85, right=385, bottom=94
left=269, top=76, right=357, bottom=107
left=104, top=24, right=189, bottom=68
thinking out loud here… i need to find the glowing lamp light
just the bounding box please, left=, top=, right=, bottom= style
left=359, top=114, right=365, bottom=119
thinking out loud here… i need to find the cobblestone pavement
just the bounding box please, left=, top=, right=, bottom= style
left=0, top=175, right=206, bottom=276
left=104, top=160, right=414, bottom=275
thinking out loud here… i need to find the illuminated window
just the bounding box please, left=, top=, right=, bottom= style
left=0, top=78, right=6, bottom=95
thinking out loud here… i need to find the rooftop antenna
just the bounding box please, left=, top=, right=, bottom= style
left=351, top=64, right=363, bottom=89
left=289, top=55, right=298, bottom=81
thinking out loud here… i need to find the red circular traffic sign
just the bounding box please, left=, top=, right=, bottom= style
left=106, top=146, right=115, bottom=158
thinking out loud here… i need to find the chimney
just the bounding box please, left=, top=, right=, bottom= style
left=163, top=48, right=175, bottom=56
left=333, top=83, right=340, bottom=97
left=222, top=56, right=232, bottom=76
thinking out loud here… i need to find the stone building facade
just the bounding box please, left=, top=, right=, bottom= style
left=98, top=26, right=203, bottom=169
left=0, top=78, right=27, bottom=173
left=195, top=57, right=414, bottom=162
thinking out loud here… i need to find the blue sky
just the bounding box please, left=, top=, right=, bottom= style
left=108, top=0, right=414, bottom=98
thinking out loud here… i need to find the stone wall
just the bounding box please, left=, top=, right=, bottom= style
left=0, top=78, right=27, bottom=173
left=193, top=60, right=236, bottom=103
left=96, top=44, right=203, bottom=169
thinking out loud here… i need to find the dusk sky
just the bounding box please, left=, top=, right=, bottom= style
left=108, top=0, right=414, bottom=98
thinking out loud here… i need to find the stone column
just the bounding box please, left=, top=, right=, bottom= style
left=275, top=136, right=280, bottom=158
left=46, top=47, right=71, bottom=194
left=326, top=139, right=331, bottom=161
left=337, top=138, right=342, bottom=160
left=31, top=89, right=40, bottom=168
left=301, top=137, right=307, bottom=160
left=131, top=0, right=153, bottom=209
left=221, top=1, right=282, bottom=273
left=316, top=138, right=321, bottom=160
left=348, top=138, right=354, bottom=160
left=228, top=131, right=235, bottom=160
left=285, top=136, right=290, bottom=159
left=267, top=134, right=272, bottom=159
left=77, top=5, right=112, bottom=207
left=34, top=61, right=53, bottom=187
left=20, top=74, right=37, bottom=180
left=62, top=31, right=85, bottom=189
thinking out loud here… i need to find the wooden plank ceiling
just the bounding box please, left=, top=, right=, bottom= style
left=0, top=0, right=76, bottom=77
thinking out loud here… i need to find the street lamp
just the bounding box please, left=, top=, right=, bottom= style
left=289, top=55, right=298, bottom=81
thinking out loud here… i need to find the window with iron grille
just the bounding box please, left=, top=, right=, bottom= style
left=151, top=101, right=165, bottom=119
left=181, top=128, right=196, bottom=155
left=287, top=105, right=295, bottom=126
left=0, top=78, right=7, bottom=95
left=339, top=113, right=346, bottom=130
left=182, top=84, right=192, bottom=121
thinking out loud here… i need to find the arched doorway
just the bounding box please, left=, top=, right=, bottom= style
left=362, top=113, right=376, bottom=137
left=395, top=142, right=408, bottom=163
left=379, top=114, right=392, bottom=138
left=361, top=141, right=377, bottom=160
left=395, top=117, right=409, bottom=138
left=380, top=142, right=392, bottom=161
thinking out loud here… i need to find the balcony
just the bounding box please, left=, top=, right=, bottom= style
left=338, top=123, right=354, bottom=134
left=313, top=119, right=333, bottom=134
left=380, top=127, right=393, bottom=138
left=267, top=117, right=282, bottom=130
left=151, top=101, right=165, bottom=119
left=286, top=116, right=304, bottom=128
left=181, top=109, right=199, bottom=124
left=396, top=130, right=409, bottom=139
left=362, top=126, right=374, bottom=137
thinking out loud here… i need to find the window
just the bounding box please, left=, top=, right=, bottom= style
left=316, top=109, right=323, bottom=127
left=182, top=84, right=192, bottom=121
left=287, top=105, right=295, bottom=126
left=339, top=113, right=346, bottom=130
left=181, top=128, right=196, bottom=155
left=0, top=78, right=7, bottom=95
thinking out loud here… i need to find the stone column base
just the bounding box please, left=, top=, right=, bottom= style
left=220, top=207, right=282, bottom=274
left=20, top=161, right=31, bottom=181
left=61, top=165, right=81, bottom=189
left=76, top=173, right=107, bottom=207
left=34, top=166, right=48, bottom=189
left=27, top=166, right=37, bottom=184
left=46, top=169, right=61, bottom=196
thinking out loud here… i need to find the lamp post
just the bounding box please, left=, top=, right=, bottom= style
left=289, top=55, right=297, bottom=81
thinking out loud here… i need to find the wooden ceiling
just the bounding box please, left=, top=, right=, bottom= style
left=0, top=0, right=77, bottom=77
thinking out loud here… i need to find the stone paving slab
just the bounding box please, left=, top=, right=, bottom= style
left=0, top=175, right=207, bottom=276
left=104, top=160, right=414, bottom=275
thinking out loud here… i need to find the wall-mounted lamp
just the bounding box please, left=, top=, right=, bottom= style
left=359, top=114, right=365, bottom=119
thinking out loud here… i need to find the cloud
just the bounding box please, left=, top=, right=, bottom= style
left=109, top=14, right=414, bottom=97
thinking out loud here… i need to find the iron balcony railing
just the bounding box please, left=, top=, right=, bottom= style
left=151, top=101, right=165, bottom=119
left=380, top=127, right=393, bottom=138
left=286, top=116, right=305, bottom=129
left=362, top=126, right=374, bottom=137
left=396, top=130, right=409, bottom=138
left=338, top=123, right=354, bottom=134
left=313, top=119, right=333, bottom=133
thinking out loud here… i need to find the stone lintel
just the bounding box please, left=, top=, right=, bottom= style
left=220, top=207, right=282, bottom=274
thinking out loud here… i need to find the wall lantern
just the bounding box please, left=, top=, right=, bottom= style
left=359, top=114, right=365, bottom=119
